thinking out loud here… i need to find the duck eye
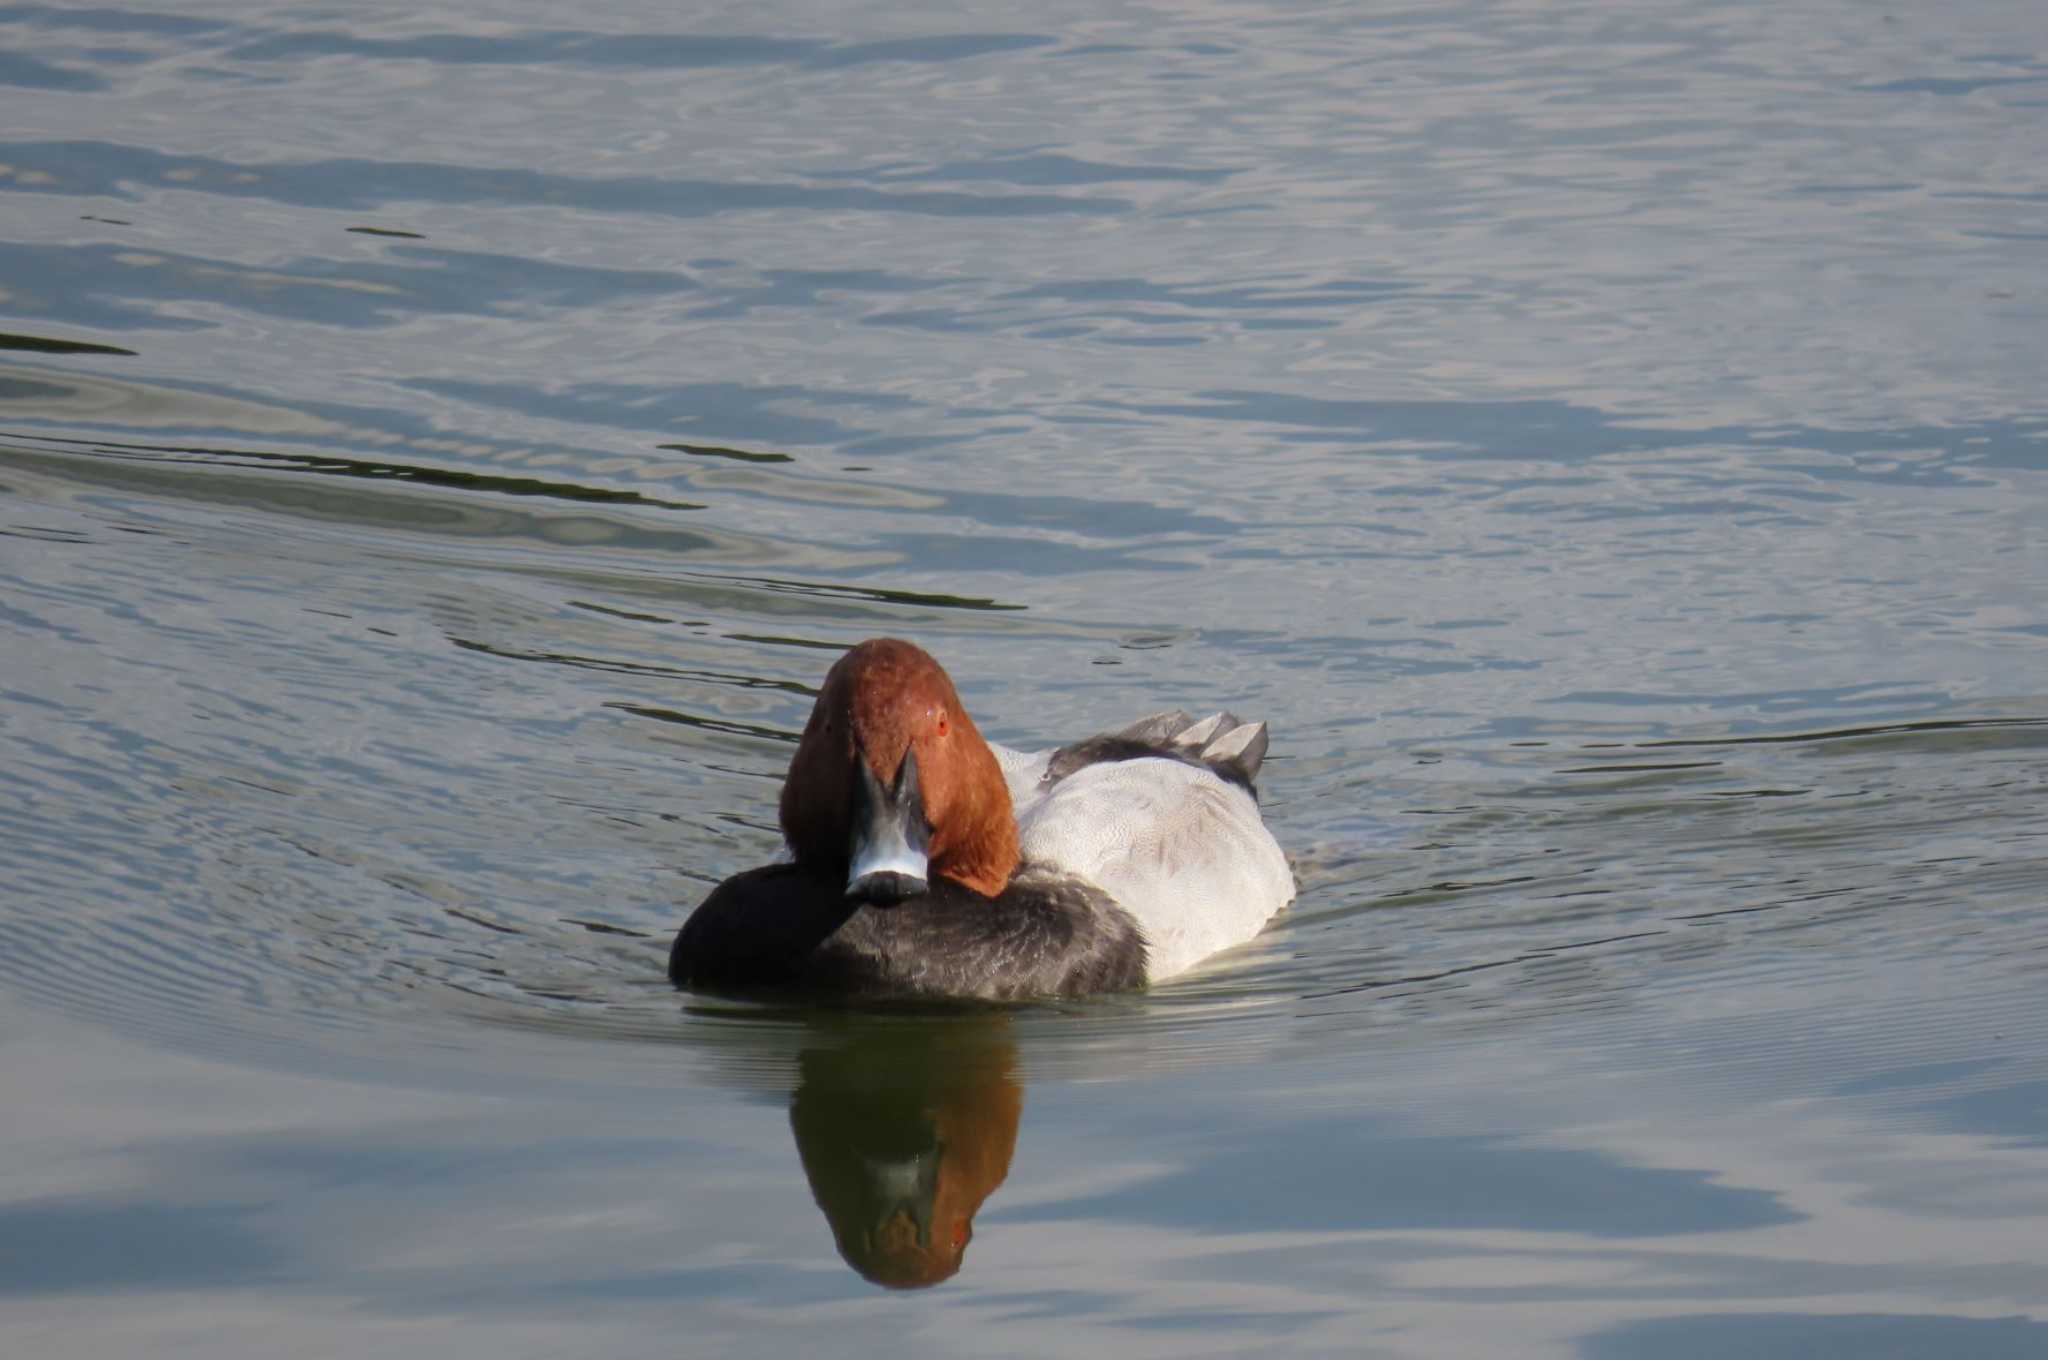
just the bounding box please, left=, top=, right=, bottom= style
left=936, top=716, right=949, bottom=737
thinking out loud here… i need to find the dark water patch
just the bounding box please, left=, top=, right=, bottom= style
left=1790, top=182, right=1919, bottom=196
left=190, top=1129, right=706, bottom=1190
left=0, top=140, right=1129, bottom=218
left=722, top=632, right=851, bottom=653
left=1637, top=715, right=2048, bottom=751
left=0, top=241, right=703, bottom=331
left=1, top=373, right=880, bottom=535
left=0, top=48, right=105, bottom=90
left=823, top=153, right=1232, bottom=187
left=0, top=5, right=237, bottom=37
left=406, top=1262, right=860, bottom=1309
left=1098, top=391, right=1684, bottom=458
left=837, top=433, right=959, bottom=457
left=445, top=639, right=818, bottom=698
left=932, top=485, right=1242, bottom=541
left=1003, top=274, right=1410, bottom=309
left=872, top=530, right=1195, bottom=577
left=805, top=34, right=1054, bottom=68
left=603, top=701, right=794, bottom=745
left=0, top=1200, right=283, bottom=1294
left=13, top=437, right=706, bottom=511
left=0, top=330, right=136, bottom=357
left=858, top=307, right=989, bottom=334
left=1585, top=1312, right=2048, bottom=1360
left=975, top=1287, right=1126, bottom=1322
left=1833, top=1057, right=2006, bottom=1098
left=1237, top=317, right=1341, bottom=331
left=673, top=266, right=946, bottom=322
left=670, top=571, right=1026, bottom=614
left=410, top=377, right=915, bottom=451
left=0, top=441, right=736, bottom=553
left=1917, top=1081, right=2048, bottom=1148
left=1005, top=1120, right=1795, bottom=1237
left=1121, top=1308, right=1338, bottom=1334
left=226, top=29, right=825, bottom=69
left=1104, top=333, right=1206, bottom=348
left=1090, top=390, right=2048, bottom=479
left=663, top=442, right=794, bottom=465
left=226, top=28, right=1052, bottom=72
left=1539, top=688, right=1981, bottom=728
left=0, top=521, right=93, bottom=543
left=1863, top=74, right=2048, bottom=96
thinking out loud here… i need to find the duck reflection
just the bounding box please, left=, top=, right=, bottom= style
left=786, top=1017, right=1021, bottom=1289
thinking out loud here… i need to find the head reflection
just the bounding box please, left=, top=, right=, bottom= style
left=787, top=1017, right=1021, bottom=1289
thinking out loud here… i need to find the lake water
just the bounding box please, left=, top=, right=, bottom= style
left=3, top=1, right=2046, bottom=1353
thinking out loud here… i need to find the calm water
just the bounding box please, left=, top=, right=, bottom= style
left=4, top=0, right=2047, bottom=1353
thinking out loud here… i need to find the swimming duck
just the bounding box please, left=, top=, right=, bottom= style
left=668, top=638, right=1294, bottom=999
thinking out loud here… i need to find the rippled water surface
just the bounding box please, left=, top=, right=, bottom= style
left=4, top=1, right=2047, bottom=1354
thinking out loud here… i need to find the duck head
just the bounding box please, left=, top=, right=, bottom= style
left=780, top=639, right=1020, bottom=902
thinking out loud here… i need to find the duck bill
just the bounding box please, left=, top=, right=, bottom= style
left=848, top=746, right=931, bottom=904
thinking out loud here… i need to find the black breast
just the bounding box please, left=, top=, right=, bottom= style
left=669, top=864, right=1148, bottom=1001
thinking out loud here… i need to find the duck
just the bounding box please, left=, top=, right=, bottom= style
left=668, top=638, right=1294, bottom=1000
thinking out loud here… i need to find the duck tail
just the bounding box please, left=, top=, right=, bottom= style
left=1116, top=710, right=1271, bottom=786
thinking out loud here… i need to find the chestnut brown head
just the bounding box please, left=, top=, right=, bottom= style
left=779, top=639, right=1019, bottom=899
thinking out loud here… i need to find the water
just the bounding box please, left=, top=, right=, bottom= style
left=3, top=1, right=2046, bottom=1353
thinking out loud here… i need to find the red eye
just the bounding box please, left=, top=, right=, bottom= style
left=936, top=717, right=950, bottom=737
